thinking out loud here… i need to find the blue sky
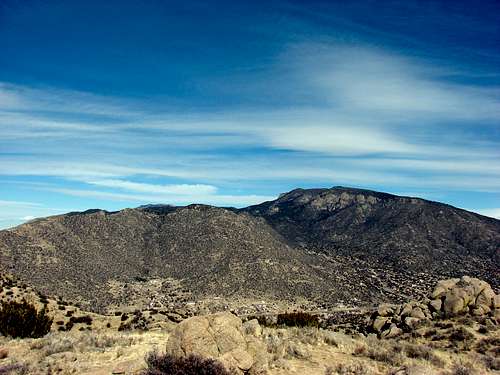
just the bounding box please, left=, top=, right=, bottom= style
left=0, top=0, right=499, bottom=228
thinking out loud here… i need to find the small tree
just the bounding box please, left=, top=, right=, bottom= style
left=0, top=299, right=52, bottom=338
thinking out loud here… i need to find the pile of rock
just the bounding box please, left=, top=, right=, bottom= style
left=370, top=276, right=500, bottom=338
left=165, top=312, right=268, bottom=375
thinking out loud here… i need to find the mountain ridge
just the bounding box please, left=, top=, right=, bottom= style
left=0, top=186, right=498, bottom=314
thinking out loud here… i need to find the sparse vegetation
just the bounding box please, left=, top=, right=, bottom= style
left=141, top=352, right=233, bottom=375
left=0, top=300, right=52, bottom=338
left=69, top=315, right=92, bottom=325
left=449, top=361, right=476, bottom=375
left=0, top=364, right=28, bottom=374
left=277, top=312, right=319, bottom=328
left=403, top=343, right=444, bottom=367
left=329, top=362, right=368, bottom=375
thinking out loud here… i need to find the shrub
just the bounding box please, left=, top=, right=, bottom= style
left=141, top=352, right=233, bottom=375
left=277, top=312, right=319, bottom=328
left=449, top=361, right=476, bottom=375
left=353, top=342, right=403, bottom=366
left=475, top=337, right=500, bottom=354
left=0, top=300, right=52, bottom=338
left=449, top=327, right=474, bottom=342
left=477, top=325, right=488, bottom=334
left=118, top=322, right=131, bottom=331
left=69, top=315, right=92, bottom=325
left=331, top=362, right=368, bottom=375
left=482, top=354, right=500, bottom=371
left=42, top=336, right=75, bottom=356
left=65, top=320, right=74, bottom=331
left=0, top=364, right=28, bottom=374
left=404, top=344, right=444, bottom=367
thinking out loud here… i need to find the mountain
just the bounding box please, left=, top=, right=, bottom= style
left=0, top=187, right=498, bottom=313
left=244, top=187, right=500, bottom=272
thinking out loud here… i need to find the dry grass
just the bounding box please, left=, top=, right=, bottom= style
left=0, top=313, right=497, bottom=375
left=0, top=330, right=164, bottom=375
left=326, top=362, right=368, bottom=375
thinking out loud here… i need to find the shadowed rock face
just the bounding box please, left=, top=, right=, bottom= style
left=0, top=187, right=498, bottom=312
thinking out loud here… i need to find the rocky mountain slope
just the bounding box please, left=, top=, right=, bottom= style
left=0, top=187, right=498, bottom=313
left=245, top=187, right=499, bottom=280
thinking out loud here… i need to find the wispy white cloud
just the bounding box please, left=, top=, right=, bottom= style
left=0, top=82, right=139, bottom=117
left=0, top=200, right=43, bottom=208
left=289, top=44, right=500, bottom=120
left=0, top=42, right=499, bottom=218
left=85, top=179, right=217, bottom=195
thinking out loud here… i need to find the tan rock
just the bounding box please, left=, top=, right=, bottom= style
left=410, top=307, right=426, bottom=320
left=443, top=291, right=465, bottom=316
left=220, top=348, right=253, bottom=372
left=381, top=323, right=402, bottom=338
left=464, top=276, right=490, bottom=296
left=429, top=299, right=442, bottom=312
left=243, top=319, right=262, bottom=337
left=472, top=305, right=491, bottom=316
left=431, top=278, right=459, bottom=299
left=493, top=294, right=500, bottom=309
left=474, top=288, right=495, bottom=308
left=377, top=303, right=396, bottom=317
left=165, top=312, right=267, bottom=374
left=401, top=303, right=413, bottom=317
left=373, top=316, right=389, bottom=332
left=404, top=317, right=421, bottom=330
left=494, top=309, right=500, bottom=322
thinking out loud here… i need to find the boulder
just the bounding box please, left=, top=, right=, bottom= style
left=166, top=312, right=268, bottom=374
left=493, top=294, right=500, bottom=309
left=243, top=319, right=262, bottom=337
left=474, top=288, right=495, bottom=309
left=381, top=323, right=402, bottom=339
left=429, top=299, right=442, bottom=312
left=410, top=307, right=426, bottom=320
left=371, top=277, right=499, bottom=338
left=443, top=290, right=466, bottom=316
left=373, top=316, right=389, bottom=333
left=400, top=303, right=413, bottom=317
left=472, top=305, right=491, bottom=316
left=404, top=317, right=421, bottom=330
left=494, top=309, right=500, bottom=322
left=378, top=303, right=396, bottom=317
left=431, top=278, right=459, bottom=299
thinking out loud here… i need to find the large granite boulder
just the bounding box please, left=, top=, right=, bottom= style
left=434, top=276, right=497, bottom=317
left=370, top=276, right=499, bottom=338
left=166, top=312, right=268, bottom=375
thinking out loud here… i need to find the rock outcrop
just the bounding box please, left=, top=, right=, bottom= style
left=165, top=312, right=268, bottom=375
left=370, top=276, right=500, bottom=338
